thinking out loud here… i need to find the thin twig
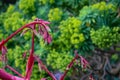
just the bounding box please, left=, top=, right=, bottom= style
left=34, top=56, right=57, bottom=80
left=60, top=54, right=79, bottom=80
left=80, top=69, right=93, bottom=80
left=5, top=65, right=24, bottom=78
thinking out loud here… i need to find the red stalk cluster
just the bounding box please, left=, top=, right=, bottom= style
left=0, top=18, right=93, bottom=80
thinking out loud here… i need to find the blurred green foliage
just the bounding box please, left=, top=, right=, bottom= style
left=47, top=49, right=73, bottom=72
left=0, top=0, right=120, bottom=79
left=90, top=26, right=120, bottom=49
left=19, top=0, right=36, bottom=14
left=48, top=8, right=63, bottom=22
left=59, top=17, right=84, bottom=49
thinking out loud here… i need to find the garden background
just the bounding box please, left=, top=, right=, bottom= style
left=0, top=0, right=120, bottom=80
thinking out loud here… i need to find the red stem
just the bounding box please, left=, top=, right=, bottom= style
left=0, top=21, right=44, bottom=46
left=31, top=25, right=35, bottom=54
left=0, top=68, right=13, bottom=80
left=25, top=24, right=35, bottom=80
left=42, top=64, right=56, bottom=80
left=35, top=56, right=57, bottom=80
left=6, top=65, right=24, bottom=78
left=0, top=20, right=58, bottom=80
left=60, top=54, right=79, bottom=80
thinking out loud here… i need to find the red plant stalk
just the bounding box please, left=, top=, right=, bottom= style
left=0, top=19, right=92, bottom=80
left=25, top=25, right=35, bottom=80
left=34, top=56, right=57, bottom=80
left=5, top=65, right=23, bottom=78
left=60, top=51, right=93, bottom=80
left=0, top=69, right=24, bottom=80
left=60, top=53, right=79, bottom=80
left=0, top=19, right=54, bottom=80
left=0, top=21, right=47, bottom=47
left=0, top=68, right=13, bottom=80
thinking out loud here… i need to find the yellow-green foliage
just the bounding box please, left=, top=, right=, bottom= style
left=8, top=45, right=28, bottom=67
left=92, top=1, right=116, bottom=12
left=71, top=33, right=85, bottom=45
left=0, top=51, right=2, bottom=67
left=19, top=0, right=36, bottom=14
left=48, top=8, right=63, bottom=22
left=22, top=30, right=31, bottom=40
left=0, top=61, right=2, bottom=68
left=7, top=45, right=46, bottom=79
left=4, top=12, right=26, bottom=32
left=79, top=1, right=116, bottom=27
left=0, top=5, right=15, bottom=26
left=0, top=0, right=120, bottom=79
left=39, top=0, right=55, bottom=4
left=47, top=49, right=73, bottom=72
left=6, top=5, right=15, bottom=14
left=7, top=46, right=26, bottom=74
left=31, top=64, right=46, bottom=80
left=59, top=17, right=85, bottom=49
left=90, top=26, right=120, bottom=49
left=39, top=38, right=47, bottom=50
left=23, top=16, right=37, bottom=40
left=0, top=30, right=3, bottom=40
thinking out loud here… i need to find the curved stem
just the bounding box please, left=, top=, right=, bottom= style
left=0, top=21, right=44, bottom=46
left=60, top=54, right=79, bottom=80
left=6, top=65, right=24, bottom=78
left=34, top=56, right=57, bottom=80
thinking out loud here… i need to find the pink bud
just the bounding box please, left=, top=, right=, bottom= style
left=2, top=46, right=7, bottom=55
left=47, top=35, right=52, bottom=44
left=22, top=51, right=27, bottom=58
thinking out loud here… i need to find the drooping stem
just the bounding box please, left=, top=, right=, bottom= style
left=60, top=54, right=79, bottom=80
left=34, top=56, right=57, bottom=80
left=0, top=19, right=53, bottom=80
left=42, top=64, right=56, bottom=80
left=0, top=21, right=44, bottom=46
left=6, top=65, right=23, bottom=78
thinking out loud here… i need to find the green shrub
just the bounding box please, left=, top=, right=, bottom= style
left=19, top=0, right=36, bottom=14
left=47, top=49, right=73, bottom=72
left=59, top=17, right=85, bottom=49
left=48, top=8, right=63, bottom=22
left=90, top=26, right=120, bottom=49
